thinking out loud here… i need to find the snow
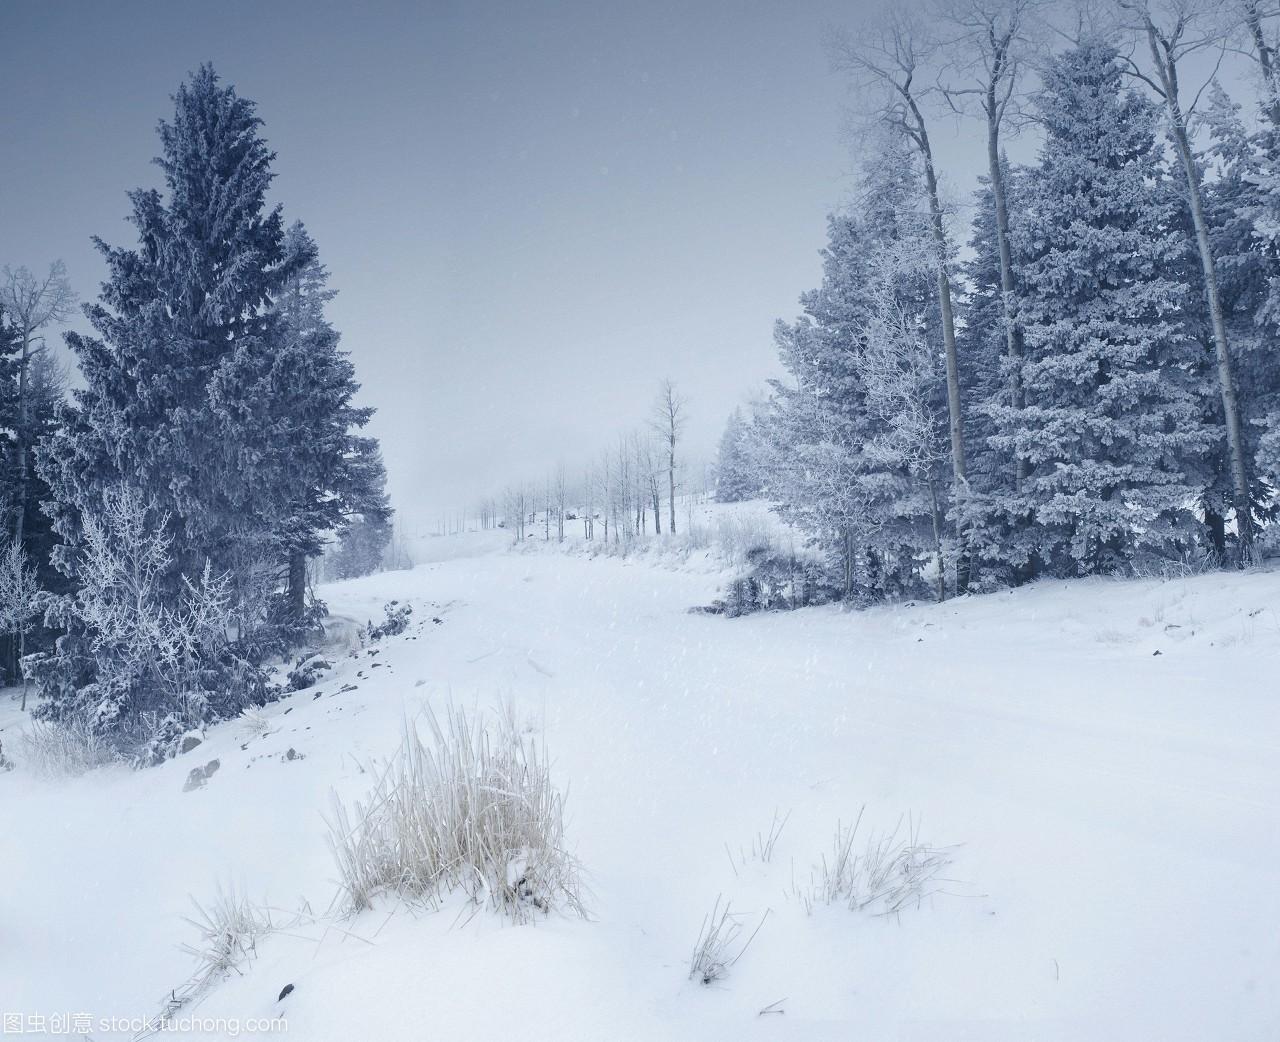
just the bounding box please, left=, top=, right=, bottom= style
left=2, top=511, right=1278, bottom=1040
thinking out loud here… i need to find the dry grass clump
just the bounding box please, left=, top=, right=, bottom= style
left=20, top=715, right=117, bottom=777
left=326, top=703, right=585, bottom=922
left=792, top=807, right=955, bottom=917
left=688, top=895, right=769, bottom=985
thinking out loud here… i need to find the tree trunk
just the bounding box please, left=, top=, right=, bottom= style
left=667, top=442, right=677, bottom=535
left=1245, top=0, right=1280, bottom=127
left=13, top=331, right=32, bottom=550
left=287, top=550, right=307, bottom=622
left=1204, top=503, right=1227, bottom=564
left=1148, top=35, right=1256, bottom=565
left=986, top=124, right=1028, bottom=492
left=918, top=135, right=971, bottom=593
left=18, top=627, right=26, bottom=712
left=928, top=477, right=946, bottom=603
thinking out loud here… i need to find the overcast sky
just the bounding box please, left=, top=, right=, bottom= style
left=2, top=0, right=1020, bottom=530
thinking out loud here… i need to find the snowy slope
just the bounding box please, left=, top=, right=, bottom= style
left=1, top=525, right=1278, bottom=1041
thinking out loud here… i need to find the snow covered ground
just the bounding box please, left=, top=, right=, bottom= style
left=2, top=516, right=1278, bottom=1040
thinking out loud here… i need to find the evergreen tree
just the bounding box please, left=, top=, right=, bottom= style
left=332, top=510, right=392, bottom=580
left=41, top=63, right=307, bottom=588
left=1201, top=86, right=1280, bottom=511
left=714, top=408, right=760, bottom=502
left=33, top=65, right=310, bottom=738
left=22, top=349, right=68, bottom=595
left=218, top=221, right=389, bottom=634
left=0, top=302, right=31, bottom=680
left=765, top=140, right=953, bottom=600
left=0, top=303, right=24, bottom=524
left=988, top=41, right=1213, bottom=576
left=957, top=161, right=1035, bottom=584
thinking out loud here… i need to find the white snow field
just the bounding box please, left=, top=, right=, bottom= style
left=2, top=518, right=1278, bottom=1041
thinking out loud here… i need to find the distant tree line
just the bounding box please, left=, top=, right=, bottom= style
left=484, top=378, right=712, bottom=548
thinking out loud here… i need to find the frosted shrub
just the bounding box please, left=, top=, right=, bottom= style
left=238, top=707, right=272, bottom=739
left=326, top=703, right=585, bottom=922
left=26, top=484, right=262, bottom=755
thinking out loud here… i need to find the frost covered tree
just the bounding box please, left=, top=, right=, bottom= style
left=859, top=235, right=957, bottom=600
left=830, top=13, right=972, bottom=589
left=714, top=408, right=761, bottom=502
left=0, top=540, right=39, bottom=709
left=938, top=0, right=1036, bottom=494
left=29, top=485, right=253, bottom=753
left=651, top=379, right=686, bottom=534
left=988, top=40, right=1213, bottom=575
left=227, top=221, right=390, bottom=630
left=1210, top=10, right=1280, bottom=500
left=0, top=289, right=68, bottom=679
left=765, top=140, right=955, bottom=600
left=1178, top=85, right=1280, bottom=554
left=0, top=262, right=75, bottom=551
left=1118, top=0, right=1260, bottom=563
left=960, top=163, right=1043, bottom=579
left=33, top=65, right=383, bottom=743
left=332, top=512, right=392, bottom=580
left=41, top=65, right=307, bottom=605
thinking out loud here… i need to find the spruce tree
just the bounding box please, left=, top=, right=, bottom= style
left=34, top=64, right=308, bottom=735
left=714, top=408, right=759, bottom=502
left=766, top=140, right=952, bottom=600
left=958, top=164, right=1033, bottom=584
left=215, top=221, right=389, bottom=633
left=42, top=63, right=306, bottom=589
left=1201, top=86, right=1280, bottom=512
left=989, top=41, right=1212, bottom=575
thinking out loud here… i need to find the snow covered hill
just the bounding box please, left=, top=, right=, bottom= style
left=2, top=527, right=1278, bottom=1041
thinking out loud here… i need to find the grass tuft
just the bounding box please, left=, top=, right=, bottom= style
left=326, top=702, right=585, bottom=922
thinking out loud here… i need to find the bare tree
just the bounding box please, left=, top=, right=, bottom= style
left=1239, top=0, right=1280, bottom=123
left=650, top=379, right=687, bottom=534
left=0, top=262, right=76, bottom=548
left=643, top=436, right=663, bottom=535
left=0, top=540, right=39, bottom=709
left=831, top=13, right=971, bottom=589
left=599, top=450, right=612, bottom=544
left=614, top=434, right=632, bottom=542
left=939, top=0, right=1038, bottom=491
left=554, top=464, right=568, bottom=541
left=581, top=467, right=595, bottom=539
left=502, top=485, right=526, bottom=541
left=1118, top=0, right=1256, bottom=564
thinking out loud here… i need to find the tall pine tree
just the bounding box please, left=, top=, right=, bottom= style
left=32, top=65, right=385, bottom=741
left=989, top=41, right=1212, bottom=576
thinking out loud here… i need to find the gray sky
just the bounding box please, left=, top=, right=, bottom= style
left=2, top=0, right=1004, bottom=529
